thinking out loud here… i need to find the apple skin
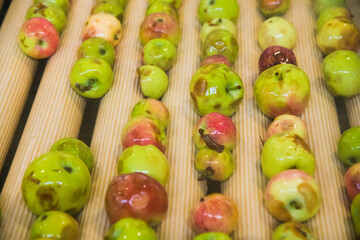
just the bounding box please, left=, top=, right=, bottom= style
left=97, top=0, right=128, bottom=9
left=148, top=0, right=181, bottom=9
left=77, top=37, right=115, bottom=67
left=258, top=17, right=297, bottom=50
left=259, top=0, right=290, bottom=18
left=82, top=13, right=122, bottom=47
left=105, top=218, right=157, bottom=240
left=92, top=2, right=124, bottom=21
left=314, top=0, right=345, bottom=16
left=34, top=0, right=69, bottom=15
left=70, top=58, right=113, bottom=99
left=117, top=145, right=169, bottom=186
left=190, top=64, right=244, bottom=117
left=261, top=132, right=315, bottom=179
left=140, top=12, right=180, bottom=46
left=194, top=232, right=231, bottom=240
left=344, top=163, right=360, bottom=202
left=254, top=64, right=310, bottom=118
left=137, top=65, right=168, bottom=99
left=131, top=98, right=170, bottom=129
left=200, top=54, right=232, bottom=68
left=30, top=211, right=79, bottom=240
left=18, top=17, right=59, bottom=59
left=258, top=45, right=297, bottom=73
left=272, top=222, right=316, bottom=240
left=321, top=50, right=360, bottom=97
left=143, top=38, right=177, bottom=72
left=338, top=126, right=360, bottom=167
left=266, top=114, right=307, bottom=140
left=351, top=193, right=360, bottom=238
left=198, top=0, right=239, bottom=24
left=21, top=151, right=91, bottom=216
left=190, top=193, right=238, bottom=234
left=146, top=1, right=178, bottom=21
left=200, top=18, right=237, bottom=43
left=316, top=7, right=351, bottom=31
left=121, top=116, right=167, bottom=153
left=193, top=112, right=237, bottom=152
left=265, top=169, right=321, bottom=222
left=105, top=173, right=168, bottom=226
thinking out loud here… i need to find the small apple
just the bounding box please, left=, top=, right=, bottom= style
left=190, top=64, right=244, bottom=116
left=314, top=0, right=345, bottom=16
left=254, top=64, right=310, bottom=118
left=105, top=218, right=157, bottom=240
left=200, top=18, right=237, bottom=43
left=272, top=222, right=316, bottom=240
left=70, top=58, right=113, bottom=99
left=316, top=7, right=352, bottom=31
left=194, top=232, right=231, bottom=240
left=258, top=17, right=297, bottom=50
left=92, top=2, right=124, bottom=21
left=198, top=0, right=239, bottom=24
left=259, top=0, right=290, bottom=18
left=137, top=65, right=168, bottom=99
left=30, top=211, right=79, bottom=240
left=82, top=13, right=122, bottom=47
left=265, top=169, right=321, bottom=222
left=266, top=114, right=307, bottom=140
left=258, top=45, right=297, bottom=73
left=143, top=38, right=177, bottom=72
left=77, top=37, right=116, bottom=67
left=18, top=17, right=59, bottom=59
left=351, top=193, right=360, bottom=238
left=190, top=193, right=238, bottom=234
left=131, top=98, right=170, bottom=129
left=105, top=173, right=168, bottom=225
left=34, top=0, right=69, bottom=15
left=321, top=50, right=360, bottom=97
left=344, top=163, right=360, bottom=202
left=200, top=54, right=232, bottom=68
left=148, top=0, right=181, bottom=9
left=338, top=126, right=360, bottom=167
left=146, top=1, right=178, bottom=21
left=21, top=151, right=91, bottom=216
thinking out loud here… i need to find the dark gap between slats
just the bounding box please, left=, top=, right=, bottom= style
left=78, top=99, right=100, bottom=147
left=335, top=97, right=350, bottom=134
left=0, top=0, right=11, bottom=25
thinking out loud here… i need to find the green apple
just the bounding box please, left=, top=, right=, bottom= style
left=148, top=0, right=181, bottom=9
left=316, top=7, right=351, bottom=30
left=70, top=57, right=113, bottom=99
left=258, top=16, right=297, bottom=50
left=105, top=218, right=157, bottom=240
left=77, top=37, right=116, bottom=67
left=143, top=38, right=177, bottom=72
left=30, top=211, right=79, bottom=240
left=34, top=0, right=69, bottom=15
left=50, top=137, right=94, bottom=172
left=96, top=0, right=127, bottom=9
left=259, top=0, right=290, bottom=18
left=117, top=145, right=169, bottom=186
left=351, top=193, right=360, bottom=238
left=131, top=99, right=170, bottom=129
left=26, top=2, right=67, bottom=33
left=146, top=1, right=178, bottom=21
left=137, top=65, right=168, bottom=99
left=261, top=132, right=315, bottom=179
left=200, top=18, right=237, bottom=43
left=338, top=126, right=360, bottom=167
left=21, top=151, right=91, bottom=216
left=190, top=64, right=244, bottom=116
left=194, top=232, right=231, bottom=240
left=198, top=0, right=239, bottom=24
left=314, top=0, right=345, bottom=15
left=272, top=222, right=316, bottom=240
left=92, top=2, right=124, bottom=21
left=321, top=50, right=360, bottom=97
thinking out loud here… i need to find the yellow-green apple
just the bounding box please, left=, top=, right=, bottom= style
left=137, top=65, right=168, bottom=99
left=314, top=0, right=345, bottom=15
left=259, top=0, right=290, bottom=18
left=194, top=232, right=231, bottom=240
left=190, top=193, right=238, bottom=234
left=322, top=50, right=360, bottom=97
left=344, top=163, right=360, bottom=202
left=146, top=1, right=178, bottom=21
left=258, top=45, right=297, bottom=73
left=143, top=38, right=177, bottom=71
left=261, top=132, right=315, bottom=179
left=258, top=17, right=297, bottom=50
left=105, top=173, right=168, bottom=225
left=316, top=7, right=351, bottom=30
left=200, top=54, right=232, bottom=68
left=148, top=0, right=181, bottom=9
left=266, top=114, right=307, bottom=140
left=97, top=0, right=127, bottom=9
left=34, top=0, right=69, bottom=15
left=92, top=2, right=124, bottom=21
left=265, top=169, right=321, bottom=222
left=338, top=126, right=360, bottom=167
left=190, top=64, right=244, bottom=116
left=18, top=17, right=59, bottom=59
left=254, top=64, right=310, bottom=118
left=77, top=37, right=116, bottom=67
left=21, top=151, right=91, bottom=216
left=198, top=0, right=239, bottom=24
left=272, top=222, right=316, bottom=240
left=82, top=13, right=122, bottom=47
left=105, top=218, right=158, bottom=240
left=351, top=193, right=360, bottom=238
left=200, top=18, right=237, bottom=43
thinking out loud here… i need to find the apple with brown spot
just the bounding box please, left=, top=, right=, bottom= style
left=266, top=114, right=307, bottom=140
left=258, top=45, right=297, bottom=73
left=344, top=163, right=360, bottom=202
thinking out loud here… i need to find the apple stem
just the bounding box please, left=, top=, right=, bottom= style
left=226, top=85, right=242, bottom=92
left=198, top=167, right=215, bottom=180
left=199, top=129, right=225, bottom=153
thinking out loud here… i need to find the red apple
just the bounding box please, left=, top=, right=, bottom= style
left=200, top=55, right=232, bottom=68
left=105, top=173, right=168, bottom=226
left=266, top=114, right=307, bottom=140
left=18, top=17, right=59, bottom=59
left=345, top=163, right=360, bottom=202
left=258, top=45, right=297, bottom=73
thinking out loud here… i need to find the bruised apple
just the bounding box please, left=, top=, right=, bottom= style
left=258, top=45, right=297, bottom=73
left=266, top=114, right=307, bottom=140
left=344, top=163, right=360, bottom=202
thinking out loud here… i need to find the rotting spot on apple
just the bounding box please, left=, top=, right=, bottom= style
left=194, top=79, right=208, bottom=96
left=37, top=186, right=57, bottom=209
left=41, top=214, right=48, bottom=221
left=298, top=183, right=317, bottom=212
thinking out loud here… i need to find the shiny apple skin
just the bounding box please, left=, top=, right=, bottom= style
left=200, top=54, right=232, bottom=68
left=194, top=232, right=232, bottom=240
left=272, top=222, right=316, bottom=240
left=345, top=163, right=360, bottom=202
left=259, top=45, right=297, bottom=73
left=259, top=0, right=290, bottom=18
left=105, top=173, right=168, bottom=226
left=266, top=114, right=307, bottom=140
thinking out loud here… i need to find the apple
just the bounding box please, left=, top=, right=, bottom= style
left=321, top=50, right=360, bottom=97
left=258, top=17, right=297, bottom=50
left=82, top=13, right=122, bottom=47
left=121, top=116, right=167, bottom=153
left=316, top=17, right=360, bottom=56
left=105, top=173, right=168, bottom=225
left=190, top=193, right=238, bottom=234
left=190, top=64, right=244, bottom=117
left=344, top=163, right=360, bottom=202
left=258, top=45, right=297, bottom=73
left=265, top=169, right=321, bottom=222
left=131, top=98, right=170, bottom=129
left=143, top=38, right=177, bottom=72
left=30, top=211, right=79, bottom=240
left=146, top=1, right=178, bottom=21
left=200, top=54, right=232, bottom=68
left=200, top=18, right=237, bottom=43
left=254, top=64, right=310, bottom=118
left=77, top=37, right=116, bottom=67
left=50, top=137, right=94, bottom=172
left=259, top=0, right=290, bottom=18
left=92, top=2, right=124, bottom=21
left=34, top=0, right=69, bottom=15
left=194, top=232, right=231, bottom=240
left=105, top=218, right=157, bottom=240
left=193, top=112, right=237, bottom=151
left=351, top=193, right=360, bottom=238
left=195, top=148, right=234, bottom=181
left=272, top=222, right=316, bottom=240
left=70, top=58, right=113, bottom=99
left=97, top=0, right=128, bottom=9
left=201, top=29, right=239, bottom=63
left=21, top=151, right=91, bottom=216
left=137, top=65, right=168, bottom=99
left=148, top=0, right=181, bottom=9
left=338, top=126, right=360, bottom=167
left=314, top=0, right=345, bottom=15
left=18, top=17, right=59, bottom=59
left=316, top=7, right=352, bottom=30
left=261, top=132, right=315, bottom=179
left=198, top=0, right=239, bottom=24
left=266, top=114, right=307, bottom=140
